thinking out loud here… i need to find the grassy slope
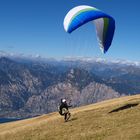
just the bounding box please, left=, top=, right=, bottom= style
left=0, top=95, right=140, bottom=140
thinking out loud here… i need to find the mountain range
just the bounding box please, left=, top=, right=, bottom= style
left=0, top=56, right=140, bottom=119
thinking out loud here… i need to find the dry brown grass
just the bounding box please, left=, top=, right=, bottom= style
left=0, top=94, right=140, bottom=140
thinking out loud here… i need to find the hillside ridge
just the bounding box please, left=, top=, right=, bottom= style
left=0, top=94, right=140, bottom=140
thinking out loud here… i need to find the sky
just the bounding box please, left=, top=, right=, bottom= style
left=0, top=0, right=140, bottom=61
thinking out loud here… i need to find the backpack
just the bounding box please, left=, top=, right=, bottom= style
left=58, top=105, right=68, bottom=116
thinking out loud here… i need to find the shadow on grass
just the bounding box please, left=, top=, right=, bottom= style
left=68, top=117, right=78, bottom=122
left=109, top=103, right=139, bottom=113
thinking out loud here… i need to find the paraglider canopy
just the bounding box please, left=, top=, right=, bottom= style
left=63, top=5, right=115, bottom=53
